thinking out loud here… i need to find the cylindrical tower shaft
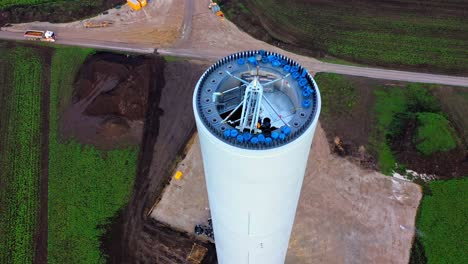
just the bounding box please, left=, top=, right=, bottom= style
left=193, top=51, right=321, bottom=263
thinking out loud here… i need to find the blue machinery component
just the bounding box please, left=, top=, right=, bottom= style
left=195, top=50, right=320, bottom=149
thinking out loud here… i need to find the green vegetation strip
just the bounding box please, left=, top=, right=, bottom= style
left=0, top=46, right=43, bottom=263
left=48, top=47, right=138, bottom=263
left=417, top=178, right=468, bottom=263
left=371, top=88, right=407, bottom=174
left=414, top=112, right=457, bottom=155
left=370, top=84, right=458, bottom=174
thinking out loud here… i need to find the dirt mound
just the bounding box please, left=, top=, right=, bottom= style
left=61, top=52, right=160, bottom=149
left=0, top=0, right=125, bottom=26
left=74, top=52, right=152, bottom=120
left=97, top=116, right=131, bottom=138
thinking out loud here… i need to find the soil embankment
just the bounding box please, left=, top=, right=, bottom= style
left=0, top=0, right=125, bottom=27
left=66, top=52, right=216, bottom=262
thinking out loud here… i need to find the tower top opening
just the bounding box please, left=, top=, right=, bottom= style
left=194, top=50, right=320, bottom=149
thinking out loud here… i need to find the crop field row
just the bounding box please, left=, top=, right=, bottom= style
left=48, top=47, right=138, bottom=263
left=0, top=46, right=43, bottom=263
left=0, top=0, right=96, bottom=9
left=239, top=0, right=468, bottom=73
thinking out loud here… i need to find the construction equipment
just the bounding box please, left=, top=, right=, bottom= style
left=127, top=0, right=147, bottom=11
left=187, top=243, right=208, bottom=264
left=208, top=1, right=224, bottom=19
left=83, top=21, right=113, bottom=28
left=24, top=30, right=56, bottom=42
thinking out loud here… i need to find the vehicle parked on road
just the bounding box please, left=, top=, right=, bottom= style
left=24, top=30, right=56, bottom=42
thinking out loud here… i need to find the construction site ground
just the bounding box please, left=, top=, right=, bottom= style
left=2, top=0, right=184, bottom=47
left=152, top=126, right=422, bottom=264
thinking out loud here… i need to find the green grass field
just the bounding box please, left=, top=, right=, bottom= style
left=417, top=178, right=468, bottom=263
left=314, top=73, right=357, bottom=116
left=414, top=112, right=458, bottom=155
left=0, top=46, right=43, bottom=263
left=229, top=0, right=468, bottom=73
left=48, top=47, right=138, bottom=263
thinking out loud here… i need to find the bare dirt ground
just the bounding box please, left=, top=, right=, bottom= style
left=61, top=52, right=154, bottom=149
left=151, top=135, right=210, bottom=236
left=113, top=59, right=217, bottom=263
left=3, top=0, right=183, bottom=47
left=152, top=123, right=422, bottom=263
left=433, top=87, right=468, bottom=145
left=36, top=45, right=52, bottom=264
left=318, top=76, right=382, bottom=161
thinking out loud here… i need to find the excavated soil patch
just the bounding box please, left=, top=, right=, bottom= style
left=390, top=116, right=468, bottom=179
left=61, top=52, right=155, bottom=149
left=75, top=52, right=151, bottom=120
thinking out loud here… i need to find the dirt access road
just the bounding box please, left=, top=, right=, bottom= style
left=1, top=0, right=183, bottom=47
left=1, top=0, right=468, bottom=86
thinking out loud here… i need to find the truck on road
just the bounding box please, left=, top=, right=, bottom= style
left=24, top=30, right=56, bottom=42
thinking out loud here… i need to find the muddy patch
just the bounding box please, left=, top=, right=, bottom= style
left=116, top=59, right=216, bottom=263
left=61, top=52, right=153, bottom=149
left=318, top=75, right=387, bottom=170
left=390, top=115, right=468, bottom=179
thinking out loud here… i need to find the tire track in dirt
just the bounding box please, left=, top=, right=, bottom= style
left=119, top=60, right=217, bottom=263
left=34, top=46, right=52, bottom=264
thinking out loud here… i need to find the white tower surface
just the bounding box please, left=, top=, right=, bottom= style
left=193, top=51, right=321, bottom=264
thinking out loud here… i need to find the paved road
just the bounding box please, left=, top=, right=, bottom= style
left=0, top=30, right=155, bottom=54
left=159, top=48, right=468, bottom=87
left=1, top=30, right=468, bottom=87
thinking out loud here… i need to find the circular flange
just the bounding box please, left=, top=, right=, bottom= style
left=194, top=50, right=320, bottom=149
